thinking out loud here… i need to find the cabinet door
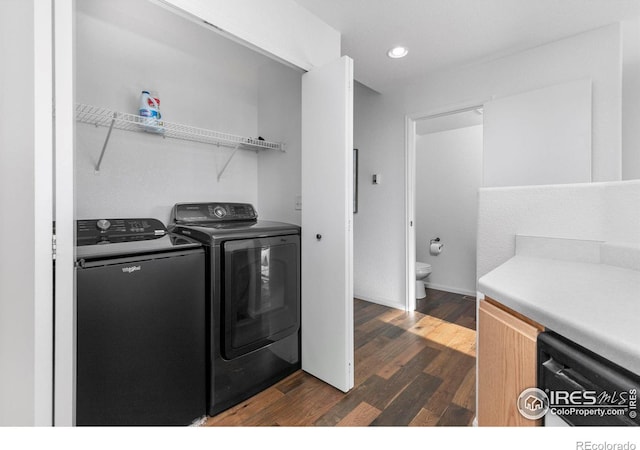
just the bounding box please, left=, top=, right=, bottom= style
left=478, top=299, right=541, bottom=426
left=301, top=56, right=354, bottom=392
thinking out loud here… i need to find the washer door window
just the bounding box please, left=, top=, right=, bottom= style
left=222, top=235, right=300, bottom=359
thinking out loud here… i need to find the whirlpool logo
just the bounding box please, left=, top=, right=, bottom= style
left=121, top=265, right=141, bottom=274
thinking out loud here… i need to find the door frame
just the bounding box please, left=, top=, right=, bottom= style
left=53, top=0, right=76, bottom=426
left=404, top=100, right=486, bottom=311
left=34, top=0, right=55, bottom=426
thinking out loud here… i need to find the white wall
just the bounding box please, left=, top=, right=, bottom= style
left=257, top=62, right=303, bottom=225
left=353, top=82, right=406, bottom=308
left=483, top=79, right=592, bottom=187
left=477, top=180, right=640, bottom=283
left=416, top=125, right=482, bottom=296
left=395, top=23, right=622, bottom=182
left=0, top=0, right=36, bottom=426
left=75, top=0, right=274, bottom=223
left=623, top=17, right=640, bottom=180
left=354, top=24, right=624, bottom=309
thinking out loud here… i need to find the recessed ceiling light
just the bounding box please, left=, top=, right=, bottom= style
left=387, top=46, right=408, bottom=59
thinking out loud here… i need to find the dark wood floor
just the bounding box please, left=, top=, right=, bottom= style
left=205, top=288, right=477, bottom=426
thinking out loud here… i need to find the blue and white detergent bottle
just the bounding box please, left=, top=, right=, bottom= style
left=139, top=90, right=164, bottom=133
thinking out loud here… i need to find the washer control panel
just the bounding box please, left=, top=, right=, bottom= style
left=76, top=218, right=166, bottom=245
left=172, top=203, right=257, bottom=224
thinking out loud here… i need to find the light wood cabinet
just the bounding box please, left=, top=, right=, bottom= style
left=477, top=298, right=543, bottom=426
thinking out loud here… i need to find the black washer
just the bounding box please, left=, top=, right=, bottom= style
left=75, top=218, right=206, bottom=426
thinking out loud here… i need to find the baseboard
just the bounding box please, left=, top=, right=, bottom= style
left=424, top=282, right=476, bottom=297
left=353, top=292, right=405, bottom=310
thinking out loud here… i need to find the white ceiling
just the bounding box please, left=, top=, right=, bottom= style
left=294, top=0, right=640, bottom=92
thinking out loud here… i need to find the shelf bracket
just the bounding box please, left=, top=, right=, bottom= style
left=95, top=112, right=117, bottom=172
left=216, top=145, right=240, bottom=182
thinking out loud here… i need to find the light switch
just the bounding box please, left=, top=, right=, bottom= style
left=295, top=195, right=302, bottom=210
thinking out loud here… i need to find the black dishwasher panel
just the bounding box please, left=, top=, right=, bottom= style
left=76, top=248, right=206, bottom=426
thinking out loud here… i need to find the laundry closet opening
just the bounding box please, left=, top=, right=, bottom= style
left=409, top=107, right=483, bottom=307
left=70, top=0, right=306, bottom=425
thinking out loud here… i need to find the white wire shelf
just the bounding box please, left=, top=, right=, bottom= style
left=75, top=103, right=284, bottom=173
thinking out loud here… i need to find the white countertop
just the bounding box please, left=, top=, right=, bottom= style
left=478, top=254, right=640, bottom=375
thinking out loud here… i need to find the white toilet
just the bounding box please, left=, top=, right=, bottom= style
left=416, top=262, right=432, bottom=299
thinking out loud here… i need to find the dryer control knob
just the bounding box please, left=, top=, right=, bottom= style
left=213, top=206, right=227, bottom=218
left=96, top=219, right=111, bottom=231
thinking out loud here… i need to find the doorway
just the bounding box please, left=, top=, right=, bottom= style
left=54, top=0, right=355, bottom=425
left=405, top=106, right=483, bottom=310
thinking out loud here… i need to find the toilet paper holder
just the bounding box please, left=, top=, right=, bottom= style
left=429, top=237, right=444, bottom=255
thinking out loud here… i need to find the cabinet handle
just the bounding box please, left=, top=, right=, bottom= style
left=316, top=234, right=322, bottom=241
